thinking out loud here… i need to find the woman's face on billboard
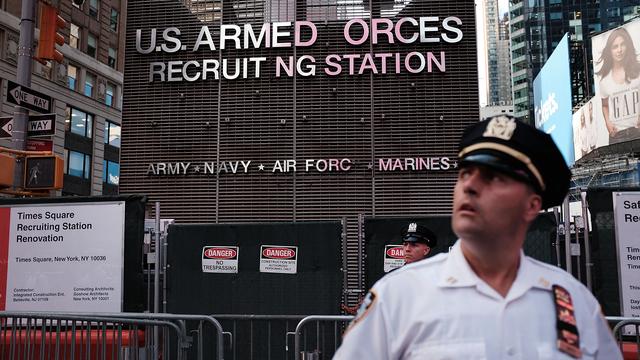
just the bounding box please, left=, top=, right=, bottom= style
left=611, top=34, right=627, bottom=63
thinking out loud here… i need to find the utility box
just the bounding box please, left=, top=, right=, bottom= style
left=23, top=155, right=63, bottom=190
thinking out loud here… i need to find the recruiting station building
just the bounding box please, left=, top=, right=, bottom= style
left=121, top=0, right=479, bottom=302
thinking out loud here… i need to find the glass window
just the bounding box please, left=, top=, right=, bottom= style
left=66, top=106, right=94, bottom=138
left=87, top=34, right=97, bottom=58
left=70, top=23, right=80, bottom=49
left=108, top=47, right=117, bottom=68
left=67, top=150, right=89, bottom=178
left=84, top=73, right=95, bottom=97
left=103, top=160, right=120, bottom=185
left=67, top=64, right=77, bottom=91
left=106, top=83, right=114, bottom=107
left=104, top=121, right=121, bottom=147
left=89, top=0, right=99, bottom=18
left=110, top=9, right=119, bottom=32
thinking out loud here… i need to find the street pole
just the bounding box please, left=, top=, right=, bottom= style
left=12, top=0, right=36, bottom=189
left=581, top=190, right=593, bottom=290
left=563, top=197, right=573, bottom=275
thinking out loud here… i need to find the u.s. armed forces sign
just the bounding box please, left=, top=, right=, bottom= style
left=145, top=157, right=458, bottom=176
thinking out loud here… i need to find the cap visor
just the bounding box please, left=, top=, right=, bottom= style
left=460, top=153, right=536, bottom=188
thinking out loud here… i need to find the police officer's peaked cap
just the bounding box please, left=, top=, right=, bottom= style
left=401, top=223, right=437, bottom=247
left=457, top=115, right=571, bottom=209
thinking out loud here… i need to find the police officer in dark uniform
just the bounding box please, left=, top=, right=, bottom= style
left=401, top=223, right=437, bottom=265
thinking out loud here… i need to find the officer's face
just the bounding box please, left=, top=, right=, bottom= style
left=403, top=242, right=430, bottom=264
left=452, top=164, right=541, bottom=247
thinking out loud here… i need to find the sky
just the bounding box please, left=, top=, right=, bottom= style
left=476, top=0, right=510, bottom=107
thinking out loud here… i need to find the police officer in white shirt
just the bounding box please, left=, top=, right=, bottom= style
left=334, top=115, right=622, bottom=360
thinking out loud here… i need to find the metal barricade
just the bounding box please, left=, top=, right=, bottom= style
left=0, top=312, right=183, bottom=360
left=608, top=316, right=640, bottom=360
left=290, top=315, right=353, bottom=360
left=0, top=312, right=225, bottom=360
left=212, top=315, right=305, bottom=360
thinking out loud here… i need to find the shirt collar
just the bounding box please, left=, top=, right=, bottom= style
left=438, top=240, right=553, bottom=301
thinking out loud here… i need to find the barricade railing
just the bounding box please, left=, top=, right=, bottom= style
left=0, top=312, right=225, bottom=360
left=0, top=311, right=184, bottom=360
left=211, top=315, right=305, bottom=360
left=290, top=315, right=353, bottom=360
left=607, top=317, right=640, bottom=360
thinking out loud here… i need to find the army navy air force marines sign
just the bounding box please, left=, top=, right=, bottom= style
left=333, top=116, right=621, bottom=360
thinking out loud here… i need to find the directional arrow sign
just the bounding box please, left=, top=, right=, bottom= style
left=28, top=114, right=56, bottom=137
left=0, top=116, right=12, bottom=138
left=7, top=80, right=52, bottom=113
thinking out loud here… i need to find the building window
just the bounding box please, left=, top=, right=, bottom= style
left=108, top=47, right=117, bottom=68
left=105, top=83, right=115, bottom=107
left=84, top=72, right=95, bottom=97
left=67, top=64, right=78, bottom=90
left=110, top=9, right=119, bottom=32
left=65, top=106, right=93, bottom=138
left=89, top=0, right=99, bottom=18
left=70, top=23, right=80, bottom=49
left=87, top=34, right=97, bottom=58
left=66, top=150, right=91, bottom=179
left=104, top=121, right=121, bottom=147
left=72, top=0, right=82, bottom=9
left=103, top=160, right=120, bottom=185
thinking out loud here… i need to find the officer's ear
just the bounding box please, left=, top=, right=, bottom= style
left=524, top=190, right=542, bottom=222
left=424, top=247, right=431, bottom=256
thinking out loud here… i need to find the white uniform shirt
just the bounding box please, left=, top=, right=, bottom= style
left=334, top=241, right=621, bottom=360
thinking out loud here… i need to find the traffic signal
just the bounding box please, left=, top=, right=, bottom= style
left=37, top=3, right=67, bottom=63
left=23, top=155, right=64, bottom=190
left=0, top=154, right=15, bottom=188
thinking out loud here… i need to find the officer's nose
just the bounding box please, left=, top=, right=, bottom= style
left=460, top=168, right=481, bottom=196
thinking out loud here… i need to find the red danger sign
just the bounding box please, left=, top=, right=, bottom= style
left=262, top=247, right=296, bottom=259
left=385, top=246, right=404, bottom=259
left=203, top=247, right=237, bottom=260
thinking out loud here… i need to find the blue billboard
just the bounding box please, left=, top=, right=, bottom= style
left=533, top=33, right=574, bottom=166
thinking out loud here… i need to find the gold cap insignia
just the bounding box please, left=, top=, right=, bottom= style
left=483, top=116, right=517, bottom=140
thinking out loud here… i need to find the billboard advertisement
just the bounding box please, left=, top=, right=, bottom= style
left=592, top=18, right=640, bottom=146
left=572, top=97, right=610, bottom=161
left=0, top=202, right=125, bottom=312
left=534, top=33, right=574, bottom=166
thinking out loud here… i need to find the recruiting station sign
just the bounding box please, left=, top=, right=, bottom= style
left=0, top=202, right=125, bottom=312
left=613, top=192, right=640, bottom=330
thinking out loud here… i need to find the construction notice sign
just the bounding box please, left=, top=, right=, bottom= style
left=613, top=191, right=640, bottom=333
left=384, top=244, right=405, bottom=273
left=202, top=246, right=238, bottom=273
left=259, top=245, right=297, bottom=274
left=0, top=202, right=125, bottom=312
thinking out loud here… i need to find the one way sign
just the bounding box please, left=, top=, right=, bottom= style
left=7, top=80, right=52, bottom=113
left=0, top=117, right=12, bottom=138
left=28, top=114, right=56, bottom=137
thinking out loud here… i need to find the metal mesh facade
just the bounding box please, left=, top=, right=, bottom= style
left=122, top=0, right=479, bottom=301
